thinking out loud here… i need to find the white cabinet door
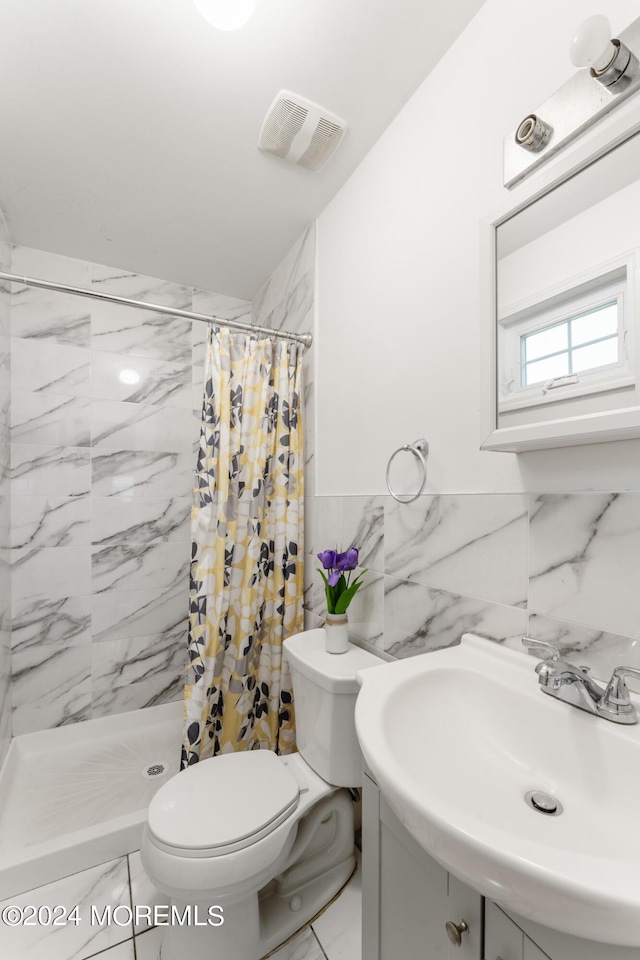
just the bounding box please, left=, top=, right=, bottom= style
left=506, top=910, right=640, bottom=960
left=379, top=818, right=450, bottom=959
left=377, top=795, right=481, bottom=960
left=484, top=900, right=524, bottom=960
left=523, top=938, right=549, bottom=960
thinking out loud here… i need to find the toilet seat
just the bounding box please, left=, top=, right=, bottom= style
left=147, top=750, right=300, bottom=858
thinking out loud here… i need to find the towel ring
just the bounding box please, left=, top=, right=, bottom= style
left=386, top=439, right=429, bottom=504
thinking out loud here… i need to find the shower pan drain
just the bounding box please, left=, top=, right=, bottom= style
left=141, top=762, right=168, bottom=780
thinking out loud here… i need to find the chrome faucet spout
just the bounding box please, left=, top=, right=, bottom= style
left=521, top=637, right=638, bottom=725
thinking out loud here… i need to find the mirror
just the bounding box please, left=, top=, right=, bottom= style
left=482, top=120, right=640, bottom=452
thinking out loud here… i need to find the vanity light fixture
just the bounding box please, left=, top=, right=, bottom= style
left=570, top=15, right=638, bottom=92
left=504, top=13, right=640, bottom=186
left=193, top=0, right=257, bottom=31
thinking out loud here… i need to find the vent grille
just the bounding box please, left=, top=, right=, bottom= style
left=298, top=118, right=345, bottom=171
left=261, top=98, right=309, bottom=158
left=258, top=91, right=347, bottom=171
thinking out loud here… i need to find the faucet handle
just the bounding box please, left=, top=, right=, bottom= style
left=603, top=666, right=640, bottom=707
left=522, top=636, right=561, bottom=661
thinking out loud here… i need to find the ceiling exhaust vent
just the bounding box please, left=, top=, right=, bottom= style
left=258, top=91, right=347, bottom=172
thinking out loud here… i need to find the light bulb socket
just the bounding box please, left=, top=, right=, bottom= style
left=515, top=114, right=554, bottom=153
left=590, top=38, right=638, bottom=92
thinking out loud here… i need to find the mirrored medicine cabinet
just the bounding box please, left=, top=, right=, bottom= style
left=481, top=102, right=640, bottom=452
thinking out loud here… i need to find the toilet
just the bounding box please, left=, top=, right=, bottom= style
left=140, top=627, right=380, bottom=960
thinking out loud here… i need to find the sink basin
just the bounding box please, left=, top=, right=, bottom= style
left=355, top=633, right=640, bottom=947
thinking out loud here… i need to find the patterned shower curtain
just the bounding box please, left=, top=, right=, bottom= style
left=181, top=327, right=304, bottom=767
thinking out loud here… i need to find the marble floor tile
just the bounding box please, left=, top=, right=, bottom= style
left=268, top=926, right=326, bottom=960
left=129, top=852, right=164, bottom=934
left=312, top=861, right=361, bottom=960
left=0, top=856, right=131, bottom=960
left=135, top=923, right=327, bottom=960
left=133, top=926, right=164, bottom=959
left=87, top=940, right=135, bottom=959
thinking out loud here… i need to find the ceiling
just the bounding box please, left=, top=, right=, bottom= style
left=0, top=0, right=485, bottom=299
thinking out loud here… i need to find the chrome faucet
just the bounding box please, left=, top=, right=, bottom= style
left=522, top=637, right=640, bottom=725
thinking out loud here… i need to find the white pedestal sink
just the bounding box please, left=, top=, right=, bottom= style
left=355, top=633, right=640, bottom=947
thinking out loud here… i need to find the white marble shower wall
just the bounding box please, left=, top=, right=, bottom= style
left=0, top=237, right=11, bottom=762
left=9, top=245, right=250, bottom=735
left=304, top=493, right=640, bottom=682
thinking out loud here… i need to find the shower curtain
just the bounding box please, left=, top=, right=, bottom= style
left=181, top=327, right=304, bottom=767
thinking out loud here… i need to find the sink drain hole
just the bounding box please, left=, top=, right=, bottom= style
left=525, top=790, right=563, bottom=816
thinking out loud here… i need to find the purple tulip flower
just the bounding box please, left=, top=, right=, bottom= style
left=317, top=543, right=366, bottom=616
left=337, top=547, right=359, bottom=572
left=317, top=549, right=337, bottom=570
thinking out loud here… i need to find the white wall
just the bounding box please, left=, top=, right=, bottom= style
left=316, top=0, right=640, bottom=495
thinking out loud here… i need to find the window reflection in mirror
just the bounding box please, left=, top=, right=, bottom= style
left=496, top=128, right=640, bottom=430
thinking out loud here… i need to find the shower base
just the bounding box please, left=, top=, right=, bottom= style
left=0, top=701, right=183, bottom=900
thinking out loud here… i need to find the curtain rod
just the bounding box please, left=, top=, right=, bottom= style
left=0, top=271, right=313, bottom=348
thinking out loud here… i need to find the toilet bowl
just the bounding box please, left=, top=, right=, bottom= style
left=141, top=628, right=380, bottom=960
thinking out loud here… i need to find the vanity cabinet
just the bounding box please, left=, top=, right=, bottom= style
left=362, top=771, right=481, bottom=959
left=362, top=771, right=640, bottom=960
left=485, top=902, right=640, bottom=960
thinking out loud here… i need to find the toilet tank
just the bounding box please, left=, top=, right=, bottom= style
left=283, top=629, right=381, bottom=787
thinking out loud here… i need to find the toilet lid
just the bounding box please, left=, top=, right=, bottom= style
left=147, top=751, right=300, bottom=854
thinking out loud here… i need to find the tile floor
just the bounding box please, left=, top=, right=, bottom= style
left=0, top=852, right=362, bottom=959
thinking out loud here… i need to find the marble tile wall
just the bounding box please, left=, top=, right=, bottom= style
left=0, top=237, right=11, bottom=762
left=304, top=493, right=640, bottom=683
left=9, top=246, right=250, bottom=735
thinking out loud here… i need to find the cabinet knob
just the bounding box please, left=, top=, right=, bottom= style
left=445, top=918, right=469, bottom=947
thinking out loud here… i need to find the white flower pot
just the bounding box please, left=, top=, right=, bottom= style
left=324, top=612, right=350, bottom=654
